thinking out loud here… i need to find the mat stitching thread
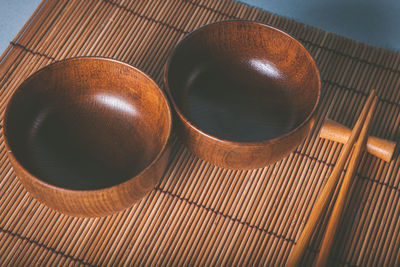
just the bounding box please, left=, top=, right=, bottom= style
left=103, top=0, right=400, bottom=75
left=293, top=150, right=334, bottom=167
left=300, top=41, right=399, bottom=74
left=8, top=42, right=400, bottom=109
left=0, top=227, right=95, bottom=266
left=293, top=151, right=400, bottom=192
left=358, top=173, right=400, bottom=191
left=184, top=0, right=236, bottom=19
left=154, top=186, right=296, bottom=243
left=324, top=80, right=400, bottom=107
left=103, top=0, right=187, bottom=34
left=10, top=42, right=55, bottom=61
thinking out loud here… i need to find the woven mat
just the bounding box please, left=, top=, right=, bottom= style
left=1, top=0, right=399, bottom=266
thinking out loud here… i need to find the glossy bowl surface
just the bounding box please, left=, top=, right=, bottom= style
left=4, top=57, right=172, bottom=217
left=165, top=20, right=320, bottom=169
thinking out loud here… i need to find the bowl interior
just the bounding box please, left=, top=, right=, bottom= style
left=167, top=21, right=320, bottom=142
left=5, top=58, right=170, bottom=190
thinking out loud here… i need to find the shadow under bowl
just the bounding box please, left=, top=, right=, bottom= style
left=4, top=57, right=172, bottom=217
left=165, top=20, right=320, bottom=169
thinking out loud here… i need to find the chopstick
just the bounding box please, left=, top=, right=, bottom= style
left=315, top=95, right=378, bottom=266
left=285, top=90, right=376, bottom=267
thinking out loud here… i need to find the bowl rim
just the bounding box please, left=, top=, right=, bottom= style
left=3, top=56, right=173, bottom=193
left=164, top=19, right=321, bottom=147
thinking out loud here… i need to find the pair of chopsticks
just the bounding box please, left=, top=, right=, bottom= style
left=286, top=90, right=378, bottom=267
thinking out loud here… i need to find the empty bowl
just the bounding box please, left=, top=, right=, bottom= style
left=4, top=57, right=172, bottom=217
left=165, top=20, right=320, bottom=169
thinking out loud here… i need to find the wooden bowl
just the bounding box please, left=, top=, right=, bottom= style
left=165, top=21, right=320, bottom=169
left=4, top=57, right=172, bottom=217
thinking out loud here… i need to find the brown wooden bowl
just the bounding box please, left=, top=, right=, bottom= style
left=165, top=20, right=320, bottom=169
left=4, top=57, right=172, bottom=217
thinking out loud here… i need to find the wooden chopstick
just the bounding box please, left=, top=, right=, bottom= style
left=315, top=95, right=378, bottom=266
left=285, top=90, right=376, bottom=267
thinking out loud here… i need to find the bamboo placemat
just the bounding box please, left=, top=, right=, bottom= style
left=0, top=0, right=399, bottom=266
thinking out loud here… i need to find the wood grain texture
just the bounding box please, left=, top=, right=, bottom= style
left=4, top=57, right=172, bottom=217
left=320, top=118, right=395, bottom=162
left=0, top=0, right=399, bottom=266
left=285, top=90, right=376, bottom=267
left=315, top=97, right=378, bottom=266
left=165, top=20, right=321, bottom=169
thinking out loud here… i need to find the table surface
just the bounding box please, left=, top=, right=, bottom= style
left=1, top=0, right=400, bottom=55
